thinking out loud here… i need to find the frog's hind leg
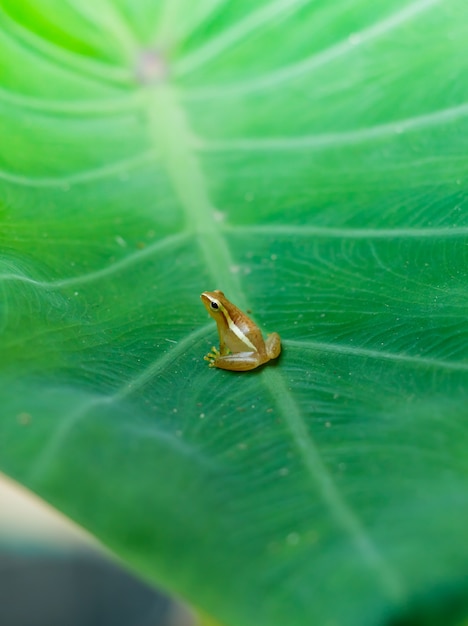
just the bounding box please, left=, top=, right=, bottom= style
left=211, top=351, right=266, bottom=371
left=265, top=332, right=281, bottom=360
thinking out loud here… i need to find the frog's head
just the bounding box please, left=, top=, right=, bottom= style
left=200, top=290, right=226, bottom=319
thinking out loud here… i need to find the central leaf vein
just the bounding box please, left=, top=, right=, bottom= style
left=144, top=81, right=404, bottom=602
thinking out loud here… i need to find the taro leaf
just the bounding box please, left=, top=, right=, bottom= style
left=1, top=1, right=468, bottom=626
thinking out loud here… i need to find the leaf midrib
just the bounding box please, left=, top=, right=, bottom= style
left=144, top=80, right=405, bottom=602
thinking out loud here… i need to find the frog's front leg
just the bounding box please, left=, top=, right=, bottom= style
left=207, top=350, right=268, bottom=372
left=204, top=346, right=221, bottom=368
left=204, top=339, right=231, bottom=367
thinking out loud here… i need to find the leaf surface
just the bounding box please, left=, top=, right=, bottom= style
left=1, top=1, right=468, bottom=625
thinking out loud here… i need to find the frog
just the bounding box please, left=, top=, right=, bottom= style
left=201, top=290, right=281, bottom=371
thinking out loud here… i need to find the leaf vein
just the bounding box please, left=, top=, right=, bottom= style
left=264, top=368, right=404, bottom=601
left=195, top=103, right=468, bottom=152
left=0, top=149, right=158, bottom=188
left=225, top=224, right=468, bottom=238
left=29, top=324, right=214, bottom=483
left=176, top=0, right=312, bottom=77
left=0, top=232, right=188, bottom=289
left=287, top=340, right=468, bottom=372
left=183, top=0, right=442, bottom=97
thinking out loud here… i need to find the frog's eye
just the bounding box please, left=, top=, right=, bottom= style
left=210, top=301, right=219, bottom=310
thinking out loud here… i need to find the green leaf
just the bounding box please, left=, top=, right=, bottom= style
left=1, top=1, right=467, bottom=625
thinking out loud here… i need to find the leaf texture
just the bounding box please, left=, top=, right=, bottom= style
left=1, top=1, right=467, bottom=625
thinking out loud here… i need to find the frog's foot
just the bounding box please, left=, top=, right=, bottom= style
left=204, top=346, right=220, bottom=368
